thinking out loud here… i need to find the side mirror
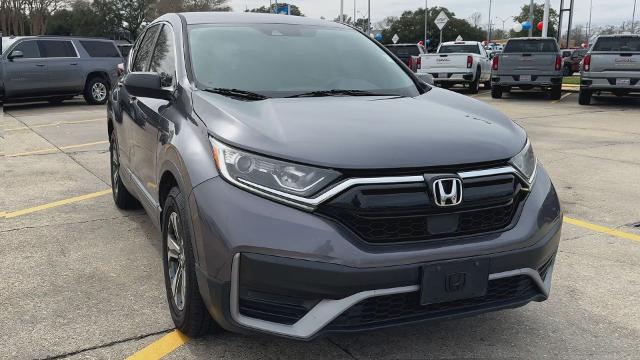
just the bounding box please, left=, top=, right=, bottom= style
left=124, top=72, right=173, bottom=100
left=416, top=73, right=434, bottom=86
left=7, top=50, right=24, bottom=60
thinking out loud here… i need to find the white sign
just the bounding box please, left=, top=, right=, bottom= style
left=435, top=11, right=449, bottom=30
left=392, top=34, right=400, bottom=44
left=456, top=35, right=463, bottom=42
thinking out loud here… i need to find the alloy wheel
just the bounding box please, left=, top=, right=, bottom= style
left=167, top=212, right=187, bottom=311
left=92, top=82, right=107, bottom=102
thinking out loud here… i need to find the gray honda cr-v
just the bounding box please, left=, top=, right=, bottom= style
left=108, top=13, right=562, bottom=340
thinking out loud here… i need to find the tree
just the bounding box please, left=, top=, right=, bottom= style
left=155, top=0, right=230, bottom=16
left=510, top=3, right=558, bottom=38
left=468, top=11, right=481, bottom=28
left=381, top=7, right=485, bottom=49
left=247, top=3, right=303, bottom=16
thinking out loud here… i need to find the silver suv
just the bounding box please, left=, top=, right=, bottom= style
left=579, top=34, right=640, bottom=105
left=1, top=36, right=122, bottom=105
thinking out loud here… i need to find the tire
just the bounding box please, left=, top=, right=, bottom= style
left=491, top=85, right=503, bottom=99
left=469, top=68, right=480, bottom=94
left=578, top=89, right=592, bottom=105
left=550, top=85, right=562, bottom=100
left=484, top=80, right=492, bottom=89
left=84, top=76, right=109, bottom=105
left=110, top=131, right=139, bottom=209
left=162, top=187, right=217, bottom=338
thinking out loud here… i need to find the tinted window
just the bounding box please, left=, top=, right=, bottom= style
left=132, top=25, right=161, bottom=72
left=189, top=24, right=419, bottom=97
left=592, top=37, right=640, bottom=52
left=149, top=25, right=176, bottom=87
left=38, top=40, right=77, bottom=58
left=504, top=39, right=558, bottom=53
left=386, top=45, right=421, bottom=56
left=11, top=40, right=40, bottom=58
left=438, top=44, right=480, bottom=54
left=562, top=50, right=572, bottom=57
left=81, top=40, right=121, bottom=57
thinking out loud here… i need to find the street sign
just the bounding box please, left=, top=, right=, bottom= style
left=392, top=34, right=400, bottom=44
left=276, top=4, right=290, bottom=15
left=435, top=11, right=449, bottom=30
left=456, top=35, right=463, bottom=41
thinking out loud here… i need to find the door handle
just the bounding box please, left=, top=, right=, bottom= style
left=70, top=63, right=78, bottom=65
left=36, top=64, right=45, bottom=67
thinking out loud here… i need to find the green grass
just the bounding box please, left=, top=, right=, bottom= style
left=563, top=76, right=580, bottom=85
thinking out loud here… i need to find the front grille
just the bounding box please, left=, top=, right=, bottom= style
left=318, top=173, right=525, bottom=244
left=328, top=275, right=538, bottom=330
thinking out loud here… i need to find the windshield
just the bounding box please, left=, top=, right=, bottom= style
left=188, top=24, right=419, bottom=97
left=592, top=36, right=640, bottom=52
left=504, top=39, right=558, bottom=53
left=2, top=37, right=19, bottom=55
left=438, top=44, right=480, bottom=54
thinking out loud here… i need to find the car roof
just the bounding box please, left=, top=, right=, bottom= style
left=596, top=34, right=640, bottom=38
left=507, top=37, right=557, bottom=41
left=385, top=43, right=420, bottom=47
left=177, top=12, right=344, bottom=28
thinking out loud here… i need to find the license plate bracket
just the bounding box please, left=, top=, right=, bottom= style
left=519, top=75, right=532, bottom=82
left=421, top=259, right=490, bottom=305
left=616, top=78, right=631, bottom=86
left=439, top=73, right=448, bottom=79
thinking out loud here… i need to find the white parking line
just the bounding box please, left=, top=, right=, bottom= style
left=551, top=92, right=573, bottom=104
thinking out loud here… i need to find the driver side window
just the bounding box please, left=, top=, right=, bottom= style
left=12, top=41, right=40, bottom=59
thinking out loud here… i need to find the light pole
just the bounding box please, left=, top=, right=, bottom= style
left=542, top=0, right=550, bottom=37
left=424, top=0, right=429, bottom=46
left=528, top=0, right=534, bottom=37
left=367, top=0, right=371, bottom=36
left=340, top=0, right=344, bottom=22
left=496, top=16, right=508, bottom=37
left=587, top=0, right=593, bottom=45
left=632, top=0, right=637, bottom=33
left=488, top=0, right=493, bottom=43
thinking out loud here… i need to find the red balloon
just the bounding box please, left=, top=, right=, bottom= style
left=537, top=22, right=544, bottom=31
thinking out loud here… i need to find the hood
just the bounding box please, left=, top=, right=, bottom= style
left=193, top=87, right=526, bottom=170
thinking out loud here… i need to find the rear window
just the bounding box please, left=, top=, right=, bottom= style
left=386, top=45, right=421, bottom=56
left=80, top=41, right=121, bottom=57
left=438, top=44, right=480, bottom=54
left=504, top=39, right=558, bottom=53
left=592, top=37, right=640, bottom=52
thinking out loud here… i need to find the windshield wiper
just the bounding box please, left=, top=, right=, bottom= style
left=203, top=88, right=269, bottom=100
left=286, top=89, right=403, bottom=98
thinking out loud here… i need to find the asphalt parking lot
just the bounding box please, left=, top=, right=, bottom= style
left=2, top=90, right=639, bottom=360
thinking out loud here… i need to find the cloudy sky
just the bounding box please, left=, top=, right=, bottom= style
left=229, top=0, right=638, bottom=29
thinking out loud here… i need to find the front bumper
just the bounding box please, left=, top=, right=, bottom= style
left=189, top=166, right=562, bottom=339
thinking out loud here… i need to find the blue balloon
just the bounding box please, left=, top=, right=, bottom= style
left=375, top=33, right=383, bottom=41
left=522, top=21, right=532, bottom=30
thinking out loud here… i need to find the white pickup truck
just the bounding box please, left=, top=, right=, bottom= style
left=418, top=41, right=492, bottom=93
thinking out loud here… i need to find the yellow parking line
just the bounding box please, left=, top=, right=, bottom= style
left=5, top=118, right=104, bottom=132
left=126, top=330, right=189, bottom=360
left=6, top=140, right=108, bottom=157
left=3, top=189, right=111, bottom=219
left=564, top=216, right=640, bottom=243
left=551, top=92, right=572, bottom=104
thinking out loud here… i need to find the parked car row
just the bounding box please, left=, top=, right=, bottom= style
left=1, top=35, right=123, bottom=104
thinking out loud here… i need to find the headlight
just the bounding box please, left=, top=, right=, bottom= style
left=210, top=138, right=340, bottom=202
left=509, top=140, right=537, bottom=185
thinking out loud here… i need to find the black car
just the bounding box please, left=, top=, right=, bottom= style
left=108, top=12, right=562, bottom=340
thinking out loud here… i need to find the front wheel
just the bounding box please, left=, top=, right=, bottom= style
left=162, top=187, right=218, bottom=338
left=110, top=131, right=139, bottom=209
